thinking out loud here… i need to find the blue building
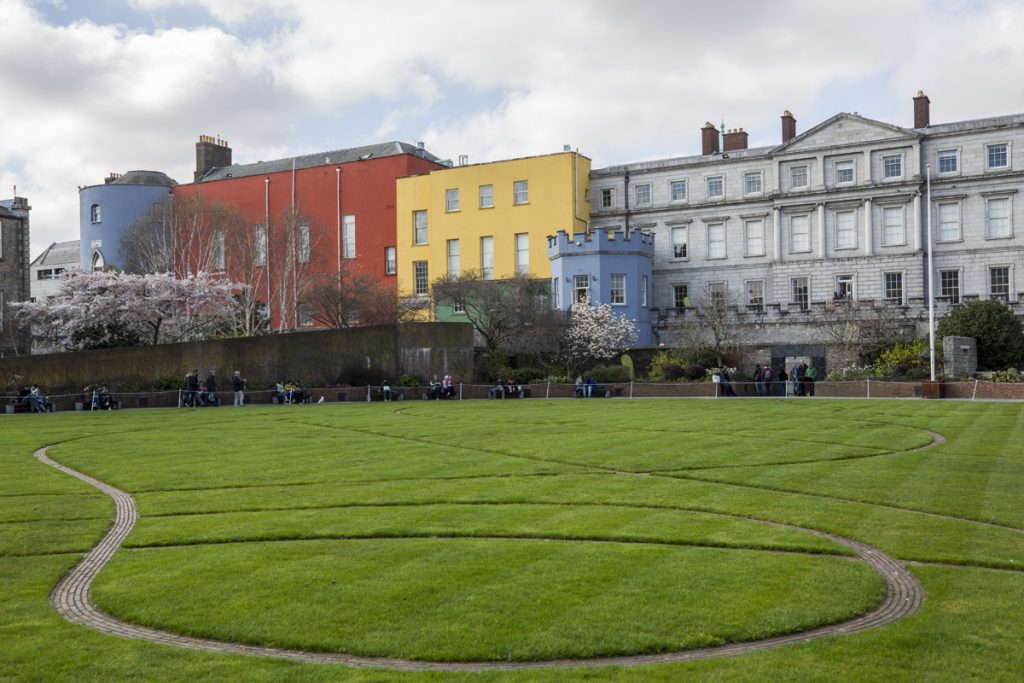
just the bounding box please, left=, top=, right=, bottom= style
left=79, top=170, right=177, bottom=271
left=547, top=228, right=655, bottom=346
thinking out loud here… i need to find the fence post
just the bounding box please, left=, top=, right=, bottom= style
left=629, top=380, right=634, bottom=399
left=546, top=382, right=550, bottom=400
left=972, top=379, right=978, bottom=401
left=866, top=379, right=870, bottom=399
left=458, top=383, right=463, bottom=400
left=366, top=385, right=371, bottom=402
left=177, top=389, right=182, bottom=408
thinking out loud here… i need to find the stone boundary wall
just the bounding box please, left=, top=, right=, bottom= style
left=0, top=323, right=474, bottom=393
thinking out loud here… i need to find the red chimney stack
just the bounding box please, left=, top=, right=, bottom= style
left=781, top=110, right=797, bottom=143
left=913, top=91, right=930, bottom=129
left=723, top=128, right=748, bottom=151
left=701, top=122, right=720, bottom=155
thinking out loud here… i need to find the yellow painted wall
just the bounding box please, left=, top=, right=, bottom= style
left=396, top=151, right=591, bottom=315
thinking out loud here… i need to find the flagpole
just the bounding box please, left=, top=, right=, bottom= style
left=926, top=164, right=936, bottom=381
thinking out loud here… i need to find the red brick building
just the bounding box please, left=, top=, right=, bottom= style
left=173, top=137, right=444, bottom=330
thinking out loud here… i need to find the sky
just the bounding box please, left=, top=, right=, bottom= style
left=2, top=0, right=1023, bottom=257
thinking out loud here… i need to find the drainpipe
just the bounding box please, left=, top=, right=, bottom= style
left=265, top=177, right=271, bottom=330
left=623, top=170, right=631, bottom=233
left=336, top=167, right=342, bottom=283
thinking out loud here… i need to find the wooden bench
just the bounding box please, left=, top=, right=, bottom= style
left=5, top=396, right=54, bottom=414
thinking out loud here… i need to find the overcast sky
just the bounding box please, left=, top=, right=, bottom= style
left=3, top=0, right=1023, bottom=257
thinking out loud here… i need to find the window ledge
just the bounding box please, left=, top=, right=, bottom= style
left=985, top=235, right=1015, bottom=240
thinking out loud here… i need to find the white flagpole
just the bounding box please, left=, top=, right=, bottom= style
left=926, top=164, right=936, bottom=381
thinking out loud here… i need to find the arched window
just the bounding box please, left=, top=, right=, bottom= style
left=91, top=250, right=105, bottom=271
left=90, top=204, right=101, bottom=223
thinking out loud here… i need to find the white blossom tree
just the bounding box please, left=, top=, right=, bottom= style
left=12, top=269, right=240, bottom=352
left=562, top=301, right=638, bottom=372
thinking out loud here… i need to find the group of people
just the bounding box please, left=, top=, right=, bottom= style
left=273, top=380, right=309, bottom=405
left=788, top=362, right=817, bottom=397
left=574, top=375, right=600, bottom=398
left=183, top=368, right=219, bottom=407
left=19, top=384, right=50, bottom=413
left=428, top=374, right=457, bottom=399
left=82, top=384, right=117, bottom=410
left=490, top=377, right=524, bottom=398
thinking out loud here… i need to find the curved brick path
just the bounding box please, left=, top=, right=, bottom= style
left=36, top=445, right=924, bottom=671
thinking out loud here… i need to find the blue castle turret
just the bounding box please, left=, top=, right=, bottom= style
left=79, top=170, right=177, bottom=271
left=547, top=228, right=655, bottom=346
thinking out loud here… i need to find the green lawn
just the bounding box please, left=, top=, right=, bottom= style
left=2, top=398, right=1023, bottom=681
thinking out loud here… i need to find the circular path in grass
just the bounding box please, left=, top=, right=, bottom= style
left=36, top=438, right=926, bottom=671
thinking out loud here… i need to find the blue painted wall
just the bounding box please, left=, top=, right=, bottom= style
left=547, top=229, right=655, bottom=346
left=79, top=174, right=174, bottom=270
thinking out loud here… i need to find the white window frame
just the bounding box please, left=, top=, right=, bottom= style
left=881, top=205, right=906, bottom=246
left=883, top=271, right=905, bottom=304
left=706, top=175, right=724, bottom=200
left=937, top=149, right=959, bottom=175
left=447, top=239, right=460, bottom=277
left=385, top=246, right=396, bottom=275
left=790, top=214, right=811, bottom=253
left=882, top=154, right=903, bottom=180
left=706, top=222, right=726, bottom=259
left=479, top=184, right=494, bottom=209
left=989, top=265, right=1011, bottom=301
left=986, top=196, right=1012, bottom=238
left=671, top=225, right=688, bottom=260
left=480, top=236, right=494, bottom=280
left=600, top=187, right=615, bottom=209
left=445, top=188, right=459, bottom=212
left=743, top=172, right=763, bottom=196
left=574, top=274, right=590, bottom=304
left=255, top=225, right=267, bottom=266
left=413, top=210, right=428, bottom=244
left=342, top=214, right=355, bottom=259
left=640, top=274, right=648, bottom=307
left=791, top=277, right=809, bottom=310
left=835, top=210, right=857, bottom=250
left=834, top=160, right=855, bottom=185
left=669, top=179, right=687, bottom=202
left=610, top=273, right=626, bottom=305
left=744, top=219, right=764, bottom=257
left=940, top=269, right=961, bottom=304
left=297, top=224, right=310, bottom=263
left=746, top=279, right=764, bottom=307
left=673, top=284, right=689, bottom=310
left=635, top=183, right=652, bottom=206
left=515, top=232, right=529, bottom=275
left=986, top=143, right=1010, bottom=170
left=937, top=202, right=962, bottom=242
left=297, top=303, right=313, bottom=327
left=835, top=274, right=856, bottom=300
left=790, top=165, right=809, bottom=189
left=708, top=281, right=727, bottom=303
left=514, top=180, right=529, bottom=205
left=413, top=261, right=429, bottom=296
left=551, top=278, right=560, bottom=309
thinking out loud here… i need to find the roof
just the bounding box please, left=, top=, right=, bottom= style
left=108, top=170, right=178, bottom=187
left=30, top=240, right=81, bottom=268
left=592, top=145, right=774, bottom=176
left=921, top=112, right=1024, bottom=134
left=197, top=141, right=444, bottom=182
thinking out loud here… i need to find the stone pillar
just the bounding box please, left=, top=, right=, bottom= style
left=943, top=336, right=976, bottom=377
left=773, top=207, right=782, bottom=262
left=913, top=193, right=922, bottom=252
left=817, top=203, right=826, bottom=258
left=864, top=198, right=874, bottom=256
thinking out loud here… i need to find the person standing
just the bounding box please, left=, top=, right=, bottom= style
left=382, top=379, right=392, bottom=402
left=205, top=369, right=218, bottom=406
left=184, top=369, right=199, bottom=407
left=231, top=371, right=246, bottom=406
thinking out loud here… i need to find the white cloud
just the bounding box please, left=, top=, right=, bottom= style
left=3, top=0, right=1023, bottom=257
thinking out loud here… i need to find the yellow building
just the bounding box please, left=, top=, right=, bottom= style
left=396, top=150, right=591, bottom=320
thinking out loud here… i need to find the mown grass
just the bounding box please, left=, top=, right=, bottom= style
left=1, top=398, right=1023, bottom=681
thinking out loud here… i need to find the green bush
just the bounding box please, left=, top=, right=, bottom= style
left=589, top=365, right=631, bottom=383
left=397, top=374, right=422, bottom=387
left=508, top=367, right=546, bottom=384
left=873, top=340, right=928, bottom=377
left=154, top=376, right=183, bottom=390
left=661, top=364, right=686, bottom=381
left=825, top=365, right=875, bottom=381
left=646, top=349, right=687, bottom=380
left=937, top=299, right=1024, bottom=371
left=988, top=368, right=1022, bottom=382
left=684, top=364, right=707, bottom=381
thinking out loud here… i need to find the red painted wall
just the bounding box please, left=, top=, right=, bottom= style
left=173, top=153, right=442, bottom=328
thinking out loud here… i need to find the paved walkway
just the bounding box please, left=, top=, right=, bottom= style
left=36, top=445, right=924, bottom=671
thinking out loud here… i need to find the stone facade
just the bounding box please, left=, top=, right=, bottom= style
left=0, top=197, right=31, bottom=356
left=590, top=94, right=1024, bottom=372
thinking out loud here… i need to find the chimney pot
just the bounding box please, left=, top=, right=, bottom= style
left=723, top=128, right=749, bottom=152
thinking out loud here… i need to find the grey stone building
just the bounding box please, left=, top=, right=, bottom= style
left=590, top=93, right=1024, bottom=373
left=0, top=197, right=31, bottom=356
left=29, top=239, right=80, bottom=302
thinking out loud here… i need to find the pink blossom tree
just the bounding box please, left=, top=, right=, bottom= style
left=13, top=269, right=240, bottom=352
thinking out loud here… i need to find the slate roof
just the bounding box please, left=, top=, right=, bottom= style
left=30, top=240, right=81, bottom=268
left=197, top=141, right=444, bottom=182
left=109, top=170, right=178, bottom=187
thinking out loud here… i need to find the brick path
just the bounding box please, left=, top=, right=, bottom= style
left=35, top=445, right=924, bottom=671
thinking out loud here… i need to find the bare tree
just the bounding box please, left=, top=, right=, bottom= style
left=673, top=286, right=746, bottom=366
left=821, top=299, right=915, bottom=364
left=304, top=271, right=411, bottom=328
left=431, top=270, right=567, bottom=356
left=264, top=205, right=322, bottom=331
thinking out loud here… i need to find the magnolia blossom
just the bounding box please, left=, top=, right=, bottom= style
left=14, top=269, right=241, bottom=352
left=564, top=302, right=638, bottom=368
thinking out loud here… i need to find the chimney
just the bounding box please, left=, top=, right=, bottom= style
left=195, top=135, right=232, bottom=181
left=415, top=141, right=426, bottom=158
left=701, top=122, right=720, bottom=155
left=913, top=90, right=930, bottom=129
left=781, top=110, right=797, bottom=143
left=723, top=128, right=749, bottom=151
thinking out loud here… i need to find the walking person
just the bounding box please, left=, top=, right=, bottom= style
left=205, top=368, right=218, bottom=406
left=231, top=370, right=246, bottom=406
left=184, top=368, right=199, bottom=408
